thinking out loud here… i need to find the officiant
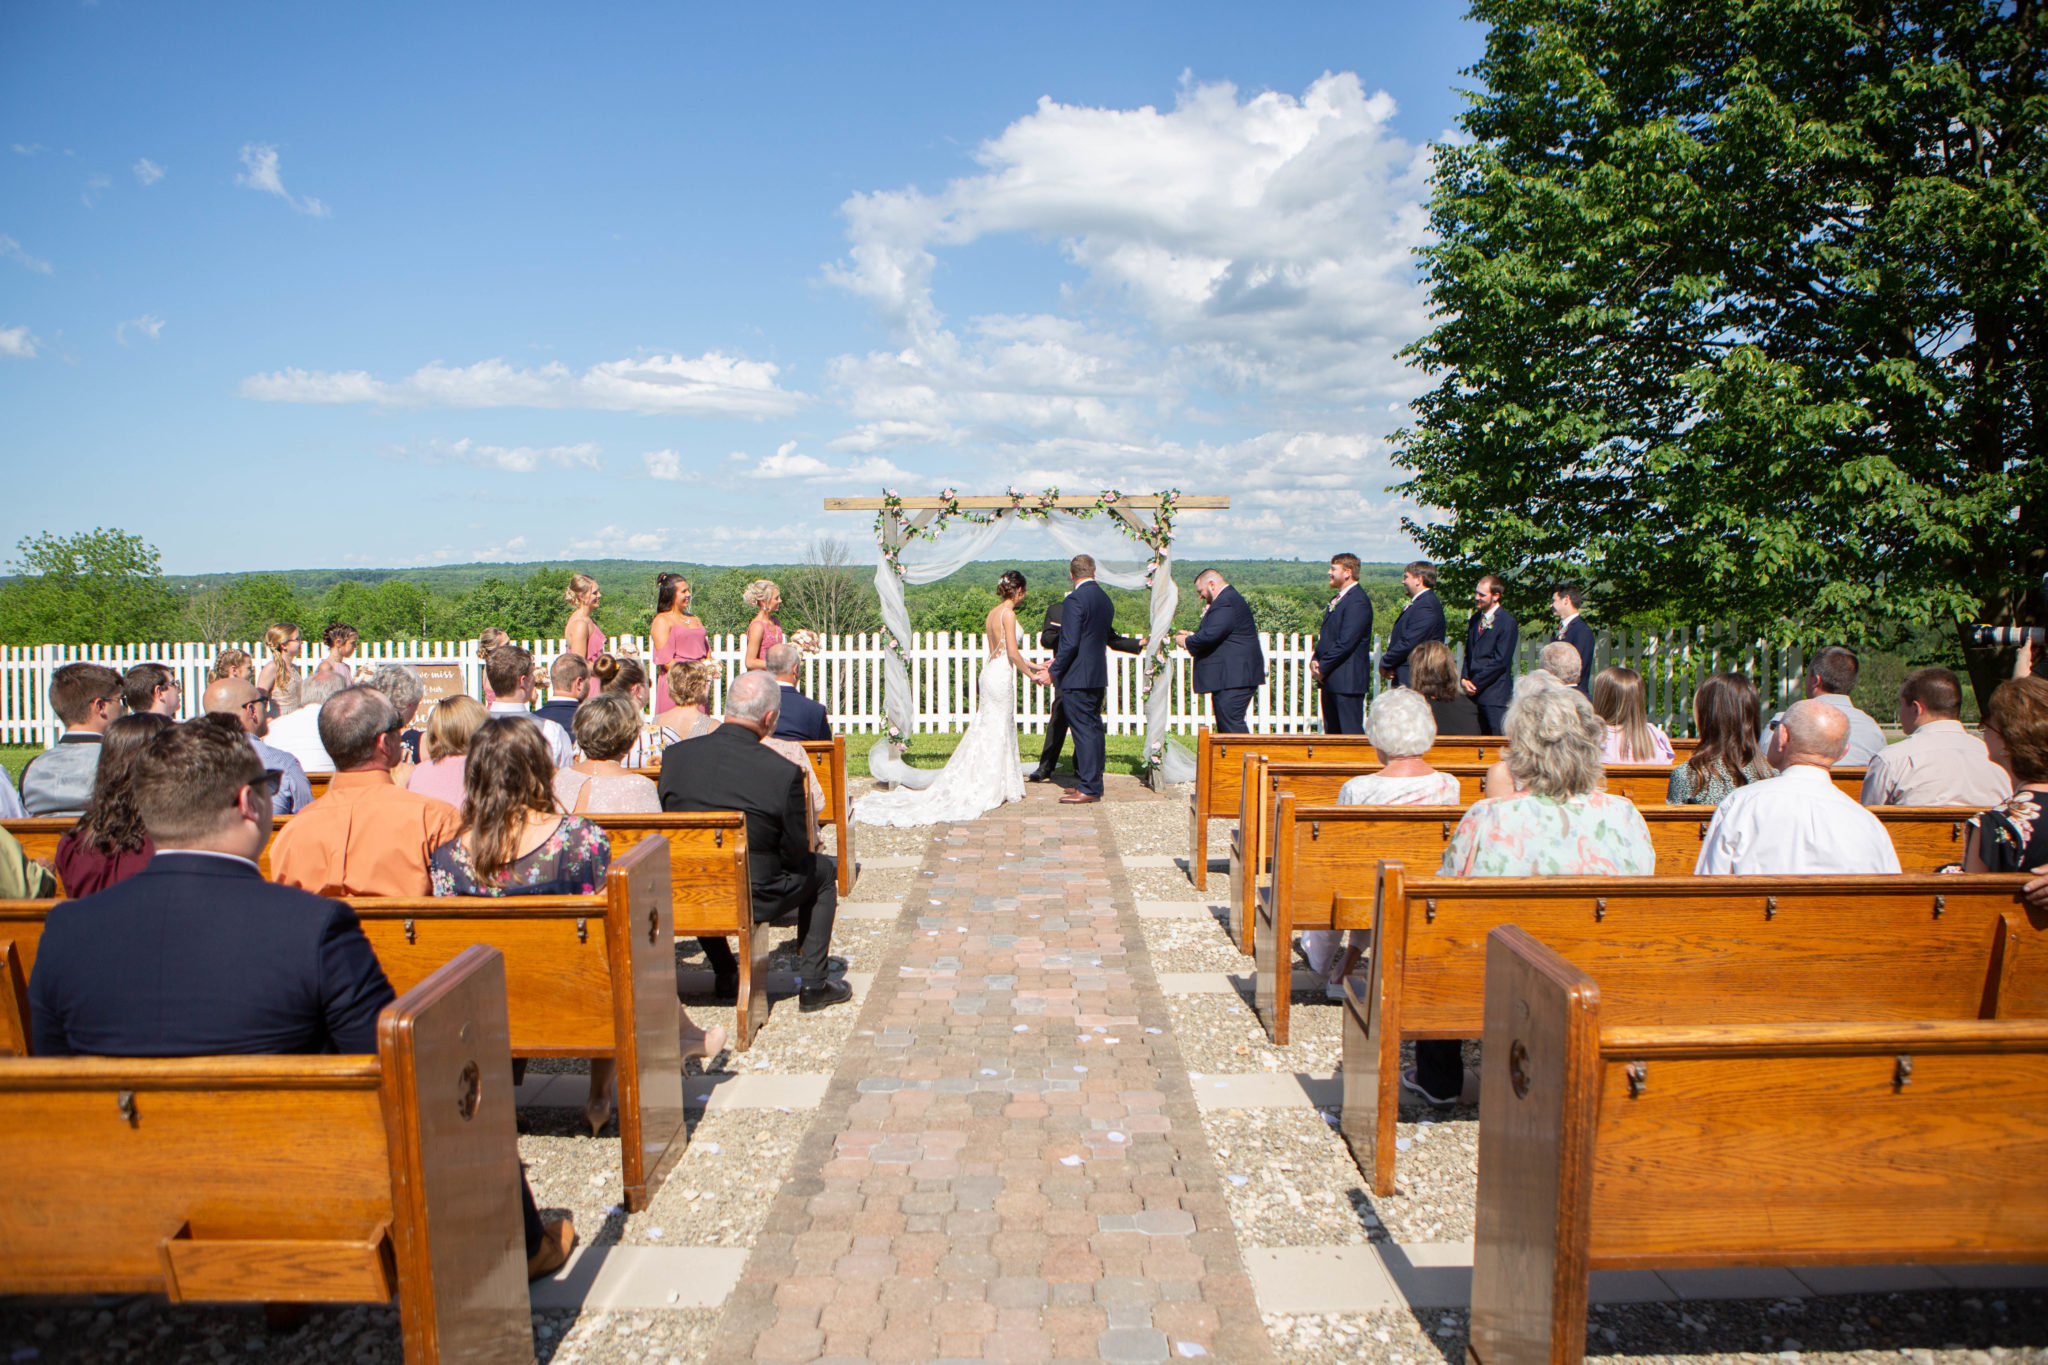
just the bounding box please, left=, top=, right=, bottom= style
left=1028, top=583, right=1146, bottom=783
left=1173, top=568, right=1264, bottom=734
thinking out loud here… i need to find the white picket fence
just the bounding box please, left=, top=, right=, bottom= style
left=0, top=627, right=1812, bottom=748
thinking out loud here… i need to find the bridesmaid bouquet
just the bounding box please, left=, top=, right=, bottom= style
left=790, top=629, right=822, bottom=655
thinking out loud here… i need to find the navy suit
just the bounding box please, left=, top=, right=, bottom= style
left=772, top=683, right=832, bottom=743
left=1034, top=598, right=1142, bottom=777
left=1554, top=615, right=1595, bottom=696
left=1051, top=579, right=1115, bottom=796
left=1314, top=585, right=1375, bottom=735
left=1379, top=589, right=1447, bottom=686
left=1182, top=585, right=1265, bottom=734
left=1463, top=607, right=1520, bottom=735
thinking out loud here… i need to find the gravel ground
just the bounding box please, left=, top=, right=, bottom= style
left=1165, top=988, right=1345, bottom=1075
left=1204, top=1106, right=1381, bottom=1246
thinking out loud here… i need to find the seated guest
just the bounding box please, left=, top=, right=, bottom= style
left=266, top=672, right=345, bottom=774
left=316, top=620, right=360, bottom=684
left=556, top=693, right=661, bottom=814
left=1767, top=645, right=1886, bottom=766
left=1592, top=665, right=1675, bottom=763
left=430, top=718, right=608, bottom=896
left=202, top=677, right=312, bottom=814
left=592, top=653, right=657, bottom=767
left=1307, top=688, right=1461, bottom=996
left=1481, top=671, right=1561, bottom=799
left=369, top=663, right=427, bottom=766
left=0, top=765, right=22, bottom=821
left=1861, top=666, right=2011, bottom=807
left=476, top=627, right=511, bottom=705
left=485, top=645, right=575, bottom=767
left=1535, top=640, right=1582, bottom=689
left=0, top=824, right=54, bottom=898
left=536, top=653, right=588, bottom=736
left=766, top=642, right=830, bottom=743
left=55, top=713, right=171, bottom=896
left=1962, top=676, right=2048, bottom=874
left=27, top=716, right=575, bottom=1278
left=659, top=671, right=847, bottom=1012
left=1408, top=640, right=1480, bottom=737
left=21, top=663, right=125, bottom=816
left=1416, top=683, right=1655, bottom=1109
left=1667, top=672, right=1773, bottom=806
left=122, top=663, right=183, bottom=719
left=209, top=648, right=253, bottom=683
left=407, top=695, right=487, bottom=807
left=271, top=686, right=463, bottom=897
left=654, top=659, right=718, bottom=746
left=1695, top=699, right=1899, bottom=874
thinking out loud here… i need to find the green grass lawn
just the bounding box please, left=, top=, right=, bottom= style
left=841, top=731, right=1155, bottom=779
left=2, top=746, right=35, bottom=786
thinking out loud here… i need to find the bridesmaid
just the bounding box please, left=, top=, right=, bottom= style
left=256, top=622, right=305, bottom=714
left=563, top=574, right=607, bottom=697
left=741, top=579, right=784, bottom=672
left=317, top=621, right=360, bottom=683
left=649, top=572, right=709, bottom=678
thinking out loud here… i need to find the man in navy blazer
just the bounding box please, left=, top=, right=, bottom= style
left=1312, top=553, right=1374, bottom=735
left=766, top=642, right=832, bottom=743
left=1049, top=554, right=1114, bottom=803
left=1462, top=574, right=1520, bottom=735
left=1550, top=583, right=1595, bottom=697
left=1174, top=569, right=1265, bottom=734
left=1031, top=593, right=1145, bottom=781
left=1378, top=560, right=1448, bottom=687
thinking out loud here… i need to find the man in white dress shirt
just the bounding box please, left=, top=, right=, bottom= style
left=1696, top=699, right=1900, bottom=875
left=1860, top=667, right=2011, bottom=807
left=483, top=644, right=575, bottom=768
left=263, top=673, right=344, bottom=775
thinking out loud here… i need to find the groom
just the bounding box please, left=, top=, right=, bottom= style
left=1050, top=554, right=1113, bottom=805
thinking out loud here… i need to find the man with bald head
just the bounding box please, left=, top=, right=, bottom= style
left=1694, top=699, right=1900, bottom=874
left=202, top=676, right=311, bottom=814
left=658, top=670, right=848, bottom=1013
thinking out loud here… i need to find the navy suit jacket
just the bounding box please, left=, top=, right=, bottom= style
left=28, top=852, right=394, bottom=1058
left=1182, top=586, right=1265, bottom=693
left=1379, top=589, right=1447, bottom=683
left=1314, top=585, right=1375, bottom=696
left=772, top=683, right=831, bottom=743
left=1463, top=607, right=1519, bottom=708
left=1555, top=615, right=1595, bottom=696
left=1051, top=580, right=1115, bottom=691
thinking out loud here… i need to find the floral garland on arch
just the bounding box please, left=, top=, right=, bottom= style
left=870, top=486, right=1182, bottom=756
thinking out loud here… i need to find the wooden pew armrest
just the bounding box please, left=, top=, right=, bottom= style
left=160, top=1221, right=395, bottom=1304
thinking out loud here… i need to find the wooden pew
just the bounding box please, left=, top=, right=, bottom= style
left=1337, top=865, right=2040, bottom=1197
left=0, top=945, right=535, bottom=1365
left=0, top=838, right=690, bottom=1211
left=0, top=940, right=26, bottom=1056
left=1467, top=926, right=2048, bottom=1365
left=1186, top=726, right=1702, bottom=888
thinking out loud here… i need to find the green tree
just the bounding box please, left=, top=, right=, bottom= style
left=222, top=575, right=307, bottom=639
left=1393, top=0, right=2045, bottom=705
left=0, top=527, right=180, bottom=644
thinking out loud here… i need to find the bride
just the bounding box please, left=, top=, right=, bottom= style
left=853, top=570, right=1051, bottom=827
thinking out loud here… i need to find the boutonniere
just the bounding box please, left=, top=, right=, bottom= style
left=1478, top=616, right=1492, bottom=633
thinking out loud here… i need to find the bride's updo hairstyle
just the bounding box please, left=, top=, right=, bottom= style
left=997, top=570, right=1027, bottom=601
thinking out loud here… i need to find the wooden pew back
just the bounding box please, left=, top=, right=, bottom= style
left=0, top=946, right=533, bottom=1363
left=1469, top=927, right=2048, bottom=1365
left=632, top=733, right=853, bottom=894
left=1341, top=866, right=2041, bottom=1196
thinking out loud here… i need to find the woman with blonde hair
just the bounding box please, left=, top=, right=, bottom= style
left=653, top=659, right=718, bottom=755
left=256, top=622, right=305, bottom=714
left=740, top=579, right=783, bottom=672
left=209, top=648, right=253, bottom=684
left=563, top=575, right=606, bottom=696
left=1591, top=665, right=1675, bottom=763
left=650, top=572, right=708, bottom=676
left=407, top=694, right=488, bottom=807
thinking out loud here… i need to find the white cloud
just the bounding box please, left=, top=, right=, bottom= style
left=642, top=450, right=701, bottom=482
left=562, top=525, right=678, bottom=556
left=81, top=173, right=111, bottom=208
left=11, top=143, right=47, bottom=156
left=732, top=441, right=912, bottom=485
left=1, top=235, right=53, bottom=275
left=0, top=324, right=40, bottom=359
left=235, top=142, right=331, bottom=217
left=115, top=314, right=165, bottom=345
left=411, top=437, right=605, bottom=473
left=242, top=351, right=803, bottom=418
left=132, top=158, right=165, bottom=185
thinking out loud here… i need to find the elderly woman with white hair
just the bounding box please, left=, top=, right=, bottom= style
left=1303, top=688, right=1461, bottom=997
left=1404, top=681, right=1656, bottom=1110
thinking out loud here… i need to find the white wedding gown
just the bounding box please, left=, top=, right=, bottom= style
left=853, top=642, right=1026, bottom=828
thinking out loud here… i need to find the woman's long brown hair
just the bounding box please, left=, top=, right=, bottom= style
left=1685, top=672, right=1764, bottom=788
left=72, top=712, right=173, bottom=854
left=458, top=717, right=560, bottom=883
left=1591, top=666, right=1656, bottom=762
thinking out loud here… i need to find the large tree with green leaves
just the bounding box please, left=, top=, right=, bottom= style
left=0, top=528, right=181, bottom=645
left=1393, top=0, right=2045, bottom=702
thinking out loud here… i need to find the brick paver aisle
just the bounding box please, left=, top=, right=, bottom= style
left=704, top=794, right=1276, bottom=1364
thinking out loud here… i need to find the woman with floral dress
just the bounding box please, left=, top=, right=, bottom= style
left=1964, top=677, right=2048, bottom=875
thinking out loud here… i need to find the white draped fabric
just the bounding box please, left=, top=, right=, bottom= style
left=867, top=507, right=1194, bottom=789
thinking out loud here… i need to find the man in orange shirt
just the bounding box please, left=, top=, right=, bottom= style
left=270, top=686, right=463, bottom=897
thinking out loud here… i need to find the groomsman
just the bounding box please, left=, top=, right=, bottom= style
left=1174, top=569, right=1265, bottom=734
left=1312, top=553, right=1374, bottom=735
left=1462, top=574, right=1518, bottom=735
left=1551, top=583, right=1595, bottom=697
left=1030, top=586, right=1145, bottom=782
left=1378, top=560, right=1447, bottom=686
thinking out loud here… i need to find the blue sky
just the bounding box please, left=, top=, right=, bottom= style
left=1, top=2, right=1483, bottom=574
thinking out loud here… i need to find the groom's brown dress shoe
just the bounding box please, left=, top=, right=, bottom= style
left=1058, top=791, right=1100, bottom=804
